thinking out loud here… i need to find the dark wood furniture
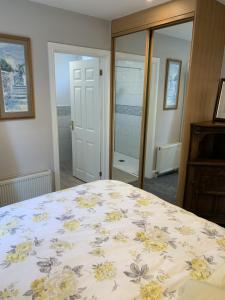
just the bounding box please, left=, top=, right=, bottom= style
left=184, top=122, right=225, bottom=225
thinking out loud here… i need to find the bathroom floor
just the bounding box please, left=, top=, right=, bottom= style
left=113, top=152, right=139, bottom=177
left=60, top=161, right=84, bottom=189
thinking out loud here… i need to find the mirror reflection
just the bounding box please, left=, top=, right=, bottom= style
left=215, top=79, right=225, bottom=120
left=144, top=21, right=193, bottom=204
left=112, top=31, right=147, bottom=185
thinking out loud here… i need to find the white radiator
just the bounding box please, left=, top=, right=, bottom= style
left=0, top=170, right=52, bottom=207
left=156, top=143, right=181, bottom=175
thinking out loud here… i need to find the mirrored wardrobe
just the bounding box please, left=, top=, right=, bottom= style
left=143, top=22, right=193, bottom=204
left=111, top=21, right=194, bottom=205
left=112, top=31, right=147, bottom=185
left=110, top=0, right=225, bottom=207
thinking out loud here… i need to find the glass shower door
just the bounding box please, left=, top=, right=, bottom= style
left=112, top=31, right=147, bottom=185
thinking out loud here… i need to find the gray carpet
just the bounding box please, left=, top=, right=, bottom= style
left=133, top=172, right=178, bottom=204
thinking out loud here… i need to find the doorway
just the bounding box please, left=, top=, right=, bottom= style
left=70, top=58, right=101, bottom=183
left=48, top=43, right=110, bottom=190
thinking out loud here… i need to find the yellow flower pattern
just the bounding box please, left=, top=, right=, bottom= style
left=0, top=218, right=19, bottom=237
left=136, top=229, right=168, bottom=252
left=90, top=248, right=105, bottom=257
left=33, top=213, right=49, bottom=222
left=50, top=239, right=74, bottom=254
left=105, top=211, right=123, bottom=222
left=190, top=258, right=211, bottom=280
left=0, top=228, right=8, bottom=237
left=29, top=267, right=78, bottom=300
left=0, top=180, right=224, bottom=299
left=63, top=219, right=80, bottom=231
left=0, top=286, right=19, bottom=299
left=136, top=198, right=152, bottom=206
left=92, top=224, right=110, bottom=236
left=31, top=277, right=45, bottom=294
left=109, top=192, right=121, bottom=199
left=176, top=226, right=195, bottom=235
left=136, top=231, right=149, bottom=242
left=140, top=281, right=163, bottom=300
left=157, top=273, right=170, bottom=282
left=136, top=210, right=154, bottom=218
left=76, top=195, right=99, bottom=208
left=144, top=240, right=167, bottom=252
left=113, top=232, right=128, bottom=243
left=6, top=241, right=33, bottom=264
left=217, top=238, right=225, bottom=249
left=93, top=262, right=117, bottom=281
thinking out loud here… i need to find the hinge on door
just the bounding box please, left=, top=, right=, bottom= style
left=99, top=171, right=102, bottom=178
left=99, top=69, right=103, bottom=76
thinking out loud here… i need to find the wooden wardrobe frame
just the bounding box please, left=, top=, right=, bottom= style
left=109, top=0, right=225, bottom=206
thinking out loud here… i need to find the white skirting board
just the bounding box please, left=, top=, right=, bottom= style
left=156, top=143, right=181, bottom=175
left=0, top=170, right=53, bottom=207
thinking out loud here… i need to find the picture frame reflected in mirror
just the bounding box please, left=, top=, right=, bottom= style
left=163, top=58, right=182, bottom=110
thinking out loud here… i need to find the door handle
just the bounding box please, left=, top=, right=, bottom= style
left=71, top=121, right=74, bottom=131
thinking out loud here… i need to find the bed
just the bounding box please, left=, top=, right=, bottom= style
left=0, top=180, right=224, bottom=299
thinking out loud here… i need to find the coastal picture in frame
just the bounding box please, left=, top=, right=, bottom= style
left=164, top=58, right=182, bottom=110
left=0, top=34, right=34, bottom=120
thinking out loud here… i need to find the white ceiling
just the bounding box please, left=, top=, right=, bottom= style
left=158, top=22, right=193, bottom=41
left=28, top=0, right=172, bottom=20
left=28, top=0, right=225, bottom=21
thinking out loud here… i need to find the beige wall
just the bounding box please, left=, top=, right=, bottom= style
left=0, top=0, right=110, bottom=181
left=153, top=33, right=192, bottom=148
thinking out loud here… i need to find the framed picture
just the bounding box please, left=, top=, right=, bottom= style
left=0, top=34, right=34, bottom=120
left=164, top=58, right=182, bottom=110
left=213, top=78, right=225, bottom=122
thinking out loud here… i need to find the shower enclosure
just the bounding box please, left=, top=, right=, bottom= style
left=112, top=31, right=147, bottom=183
left=113, top=53, right=145, bottom=178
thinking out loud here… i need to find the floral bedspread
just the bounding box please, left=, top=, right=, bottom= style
left=0, top=180, right=225, bottom=300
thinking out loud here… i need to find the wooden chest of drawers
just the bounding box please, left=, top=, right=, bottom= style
left=184, top=122, right=225, bottom=225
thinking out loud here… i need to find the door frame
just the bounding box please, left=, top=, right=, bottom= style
left=144, top=57, right=160, bottom=179
left=48, top=42, right=110, bottom=190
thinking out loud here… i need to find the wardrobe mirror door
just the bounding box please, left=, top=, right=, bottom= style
left=143, top=21, right=193, bottom=204
left=112, top=31, right=147, bottom=186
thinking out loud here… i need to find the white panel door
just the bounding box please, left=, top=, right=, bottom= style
left=70, top=59, right=101, bottom=182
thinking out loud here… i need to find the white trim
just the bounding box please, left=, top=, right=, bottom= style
left=116, top=52, right=145, bottom=62
left=116, top=53, right=159, bottom=64
left=145, top=57, right=160, bottom=179
left=151, top=57, right=160, bottom=64
left=48, top=42, right=110, bottom=190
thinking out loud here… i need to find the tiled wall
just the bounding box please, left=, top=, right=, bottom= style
left=57, top=106, right=72, bottom=164
left=114, top=61, right=144, bottom=159
left=115, top=106, right=142, bottom=159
